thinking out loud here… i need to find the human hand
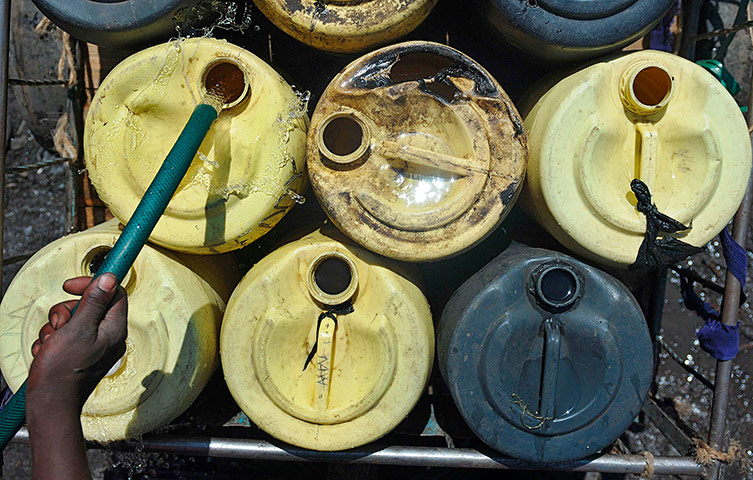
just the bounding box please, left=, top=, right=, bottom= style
left=27, top=274, right=128, bottom=413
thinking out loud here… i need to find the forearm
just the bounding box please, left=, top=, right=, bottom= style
left=28, top=398, right=91, bottom=480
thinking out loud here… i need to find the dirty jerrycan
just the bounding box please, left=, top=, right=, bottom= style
left=308, top=41, right=527, bottom=262
left=221, top=227, right=434, bottom=450
left=253, top=0, right=437, bottom=53
left=85, top=37, right=308, bottom=255
left=437, top=243, right=653, bottom=462
left=524, top=50, right=751, bottom=267
left=0, top=219, right=237, bottom=442
left=481, top=0, right=675, bottom=62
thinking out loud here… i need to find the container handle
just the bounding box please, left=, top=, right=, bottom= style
left=539, top=317, right=562, bottom=423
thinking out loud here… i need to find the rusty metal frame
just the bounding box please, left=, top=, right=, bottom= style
left=0, top=0, right=749, bottom=478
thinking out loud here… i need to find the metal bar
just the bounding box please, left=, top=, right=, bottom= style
left=706, top=53, right=753, bottom=480
left=69, top=39, right=87, bottom=232
left=658, top=335, right=715, bottom=391
left=7, top=78, right=66, bottom=86
left=0, top=0, right=11, bottom=297
left=695, top=19, right=753, bottom=41
left=680, top=0, right=703, bottom=59
left=642, top=397, right=695, bottom=456
left=647, top=269, right=668, bottom=375
left=8, top=428, right=705, bottom=476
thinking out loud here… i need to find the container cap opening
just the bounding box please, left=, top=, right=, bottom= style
left=202, top=59, right=249, bottom=109
left=535, top=265, right=580, bottom=310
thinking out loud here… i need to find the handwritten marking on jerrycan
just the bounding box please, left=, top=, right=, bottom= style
left=85, top=38, right=308, bottom=255
left=220, top=228, right=434, bottom=451
left=437, top=243, right=653, bottom=462
left=253, top=0, right=437, bottom=53
left=0, top=220, right=238, bottom=442
left=523, top=51, right=752, bottom=267
left=308, top=41, right=527, bottom=262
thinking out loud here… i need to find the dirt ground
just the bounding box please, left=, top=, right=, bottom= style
left=1, top=1, right=752, bottom=479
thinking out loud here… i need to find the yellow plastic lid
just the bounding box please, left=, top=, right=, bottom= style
left=524, top=51, right=752, bottom=267
left=308, top=42, right=527, bottom=262
left=85, top=38, right=308, bottom=255
left=220, top=228, right=434, bottom=450
left=253, top=0, right=437, bottom=53
left=0, top=220, right=237, bottom=442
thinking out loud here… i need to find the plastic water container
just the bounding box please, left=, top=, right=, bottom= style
left=85, top=37, right=308, bottom=255
left=524, top=50, right=752, bottom=267
left=220, top=227, right=434, bottom=450
left=437, top=243, right=653, bottom=462
left=253, top=0, right=437, bottom=53
left=307, top=41, right=528, bottom=262
left=31, top=0, right=216, bottom=47
left=481, top=0, right=676, bottom=62
left=0, top=219, right=238, bottom=442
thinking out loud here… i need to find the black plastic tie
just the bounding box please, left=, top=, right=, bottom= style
left=629, top=179, right=704, bottom=270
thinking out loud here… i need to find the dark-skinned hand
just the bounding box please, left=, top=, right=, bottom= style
left=27, top=274, right=128, bottom=410
left=26, top=274, right=128, bottom=480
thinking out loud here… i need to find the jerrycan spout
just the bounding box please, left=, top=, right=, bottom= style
left=620, top=62, right=674, bottom=116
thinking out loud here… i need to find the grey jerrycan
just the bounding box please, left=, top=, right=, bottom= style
left=481, top=0, right=676, bottom=62
left=437, top=242, right=653, bottom=462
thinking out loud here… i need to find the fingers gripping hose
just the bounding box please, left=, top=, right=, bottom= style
left=0, top=102, right=219, bottom=449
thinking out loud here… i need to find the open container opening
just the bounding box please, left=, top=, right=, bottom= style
left=621, top=63, right=673, bottom=115
left=308, top=253, right=359, bottom=305
left=317, top=112, right=370, bottom=164
left=201, top=59, right=250, bottom=109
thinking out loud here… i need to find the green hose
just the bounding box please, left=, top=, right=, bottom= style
left=0, top=102, right=219, bottom=449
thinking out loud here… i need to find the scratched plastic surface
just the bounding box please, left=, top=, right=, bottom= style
left=0, top=220, right=238, bottom=442
left=253, top=0, right=437, bottom=53
left=220, top=227, right=434, bottom=451
left=307, top=41, right=527, bottom=262
left=523, top=50, right=751, bottom=267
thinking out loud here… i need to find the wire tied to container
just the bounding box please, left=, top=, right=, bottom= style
left=302, top=302, right=354, bottom=371
left=510, top=393, right=553, bottom=430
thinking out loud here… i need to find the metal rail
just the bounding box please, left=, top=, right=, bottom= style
left=8, top=428, right=705, bottom=476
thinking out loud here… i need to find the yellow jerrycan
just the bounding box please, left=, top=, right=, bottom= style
left=0, top=220, right=238, bottom=442
left=220, top=227, right=434, bottom=450
left=307, top=41, right=528, bottom=262
left=524, top=50, right=752, bottom=267
left=85, top=38, right=308, bottom=255
left=253, top=0, right=437, bottom=53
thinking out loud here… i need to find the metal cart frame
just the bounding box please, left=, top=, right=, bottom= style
left=0, top=0, right=747, bottom=477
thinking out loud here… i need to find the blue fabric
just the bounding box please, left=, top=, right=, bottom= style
left=648, top=1, right=680, bottom=52
left=697, top=321, right=740, bottom=361
left=680, top=276, right=720, bottom=322
left=678, top=228, right=748, bottom=361
left=721, top=227, right=747, bottom=288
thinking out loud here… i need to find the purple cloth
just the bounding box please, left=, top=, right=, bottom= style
left=721, top=227, right=747, bottom=288
left=679, top=228, right=748, bottom=361
left=697, top=320, right=740, bottom=361
left=648, top=1, right=680, bottom=52
left=680, top=276, right=720, bottom=322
